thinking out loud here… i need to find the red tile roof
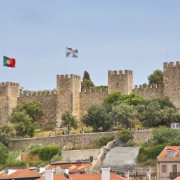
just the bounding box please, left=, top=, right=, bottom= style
left=46, top=162, right=91, bottom=173
left=158, top=146, right=180, bottom=158
left=0, top=169, right=41, bottom=180
left=174, top=177, right=180, bottom=180
left=38, top=172, right=127, bottom=180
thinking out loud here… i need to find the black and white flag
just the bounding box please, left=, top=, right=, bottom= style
left=66, top=47, right=78, bottom=58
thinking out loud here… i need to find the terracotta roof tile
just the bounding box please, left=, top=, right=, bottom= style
left=38, top=172, right=127, bottom=180
left=0, top=169, right=41, bottom=180
left=158, top=146, right=180, bottom=158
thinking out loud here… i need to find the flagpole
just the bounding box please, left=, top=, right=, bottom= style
left=65, top=47, right=68, bottom=74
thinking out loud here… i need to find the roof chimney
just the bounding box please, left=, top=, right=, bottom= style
left=101, top=167, right=110, bottom=180
left=45, top=170, right=54, bottom=180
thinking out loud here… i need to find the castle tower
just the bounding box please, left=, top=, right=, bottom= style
left=56, top=74, right=81, bottom=127
left=108, top=70, right=133, bottom=94
left=163, top=61, right=180, bottom=109
left=0, top=82, right=20, bottom=125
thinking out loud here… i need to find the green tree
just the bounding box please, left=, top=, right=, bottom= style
left=0, top=125, right=15, bottom=147
left=0, top=143, right=8, bottom=165
left=148, top=69, right=163, bottom=84
left=81, top=71, right=95, bottom=90
left=111, top=104, right=137, bottom=128
left=103, top=92, right=144, bottom=112
left=10, top=111, right=35, bottom=137
left=152, top=126, right=178, bottom=144
left=14, top=101, right=43, bottom=122
left=140, top=101, right=161, bottom=127
left=155, top=96, right=175, bottom=109
left=82, top=105, right=113, bottom=132
left=61, top=112, right=77, bottom=133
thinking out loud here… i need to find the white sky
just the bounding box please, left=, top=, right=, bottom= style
left=0, top=0, right=180, bottom=90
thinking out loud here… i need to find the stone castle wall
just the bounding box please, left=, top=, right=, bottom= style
left=1, top=61, right=180, bottom=127
left=80, top=89, right=108, bottom=117
left=10, top=130, right=152, bottom=151
left=132, top=84, right=164, bottom=100
left=18, top=90, right=57, bottom=128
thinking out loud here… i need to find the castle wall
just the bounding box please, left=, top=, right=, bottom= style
left=18, top=90, right=57, bottom=128
left=132, top=84, right=163, bottom=100
left=9, top=130, right=152, bottom=151
left=80, top=89, right=108, bottom=117
left=163, top=61, right=180, bottom=109
left=56, top=75, right=81, bottom=126
left=108, top=70, right=133, bottom=94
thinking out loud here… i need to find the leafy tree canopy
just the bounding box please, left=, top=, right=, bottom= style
left=0, top=125, right=15, bottom=147
left=0, top=143, right=8, bottom=165
left=10, top=111, right=35, bottom=138
left=61, top=112, right=77, bottom=132
left=103, top=92, right=144, bottom=112
left=82, top=105, right=113, bottom=132
left=148, top=69, right=163, bottom=84
left=14, top=101, right=43, bottom=122
left=111, top=104, right=138, bottom=128
left=152, top=126, right=178, bottom=144
left=81, top=71, right=95, bottom=90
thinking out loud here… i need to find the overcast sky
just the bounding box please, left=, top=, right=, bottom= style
left=0, top=0, right=180, bottom=90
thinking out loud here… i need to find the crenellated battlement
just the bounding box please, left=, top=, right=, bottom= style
left=164, top=61, right=180, bottom=68
left=57, top=74, right=81, bottom=80
left=20, top=90, right=57, bottom=97
left=81, top=87, right=108, bottom=93
left=0, top=82, right=20, bottom=87
left=108, top=70, right=133, bottom=76
left=133, top=83, right=163, bottom=90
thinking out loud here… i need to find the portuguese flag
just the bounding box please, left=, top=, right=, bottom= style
left=3, top=56, right=16, bottom=68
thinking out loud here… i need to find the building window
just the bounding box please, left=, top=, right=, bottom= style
left=117, top=82, right=119, bottom=87
left=172, top=165, right=177, bottom=172
left=162, top=165, right=167, bottom=173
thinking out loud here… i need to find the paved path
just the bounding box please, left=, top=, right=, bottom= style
left=103, top=146, right=140, bottom=173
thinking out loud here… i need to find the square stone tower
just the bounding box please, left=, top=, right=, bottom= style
left=163, top=61, right=180, bottom=109
left=0, top=82, right=20, bottom=125
left=108, top=70, right=133, bottom=94
left=56, top=74, right=81, bottom=127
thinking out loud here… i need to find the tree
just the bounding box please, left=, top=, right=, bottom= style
left=61, top=112, right=77, bottom=133
left=111, top=104, right=137, bottom=128
left=0, top=143, right=8, bottom=165
left=0, top=125, right=15, bottom=147
left=14, top=101, right=43, bottom=122
left=81, top=71, right=95, bottom=90
left=103, top=92, right=144, bottom=112
left=10, top=111, right=35, bottom=137
left=148, top=69, right=163, bottom=84
left=82, top=105, right=113, bottom=132
left=152, top=126, right=178, bottom=144
left=140, top=101, right=162, bottom=127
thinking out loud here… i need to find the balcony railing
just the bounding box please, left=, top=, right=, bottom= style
left=169, top=172, right=180, bottom=179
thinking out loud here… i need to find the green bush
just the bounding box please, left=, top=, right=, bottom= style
left=39, top=146, right=59, bottom=161
left=118, top=129, right=133, bottom=143
left=6, top=160, right=26, bottom=167
left=97, top=136, right=114, bottom=147
left=29, top=160, right=47, bottom=167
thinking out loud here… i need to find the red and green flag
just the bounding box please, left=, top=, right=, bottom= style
left=3, top=56, right=16, bottom=68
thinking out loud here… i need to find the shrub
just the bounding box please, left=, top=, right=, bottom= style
left=29, top=160, right=47, bottom=167
left=39, top=146, right=59, bottom=161
left=6, top=160, right=26, bottom=167
left=118, top=129, right=133, bottom=143
left=97, top=136, right=114, bottom=147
